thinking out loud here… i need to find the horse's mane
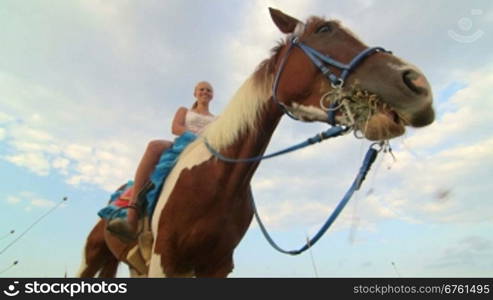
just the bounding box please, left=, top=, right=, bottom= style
left=199, top=76, right=271, bottom=151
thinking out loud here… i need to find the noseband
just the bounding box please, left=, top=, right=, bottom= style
left=272, top=36, right=391, bottom=123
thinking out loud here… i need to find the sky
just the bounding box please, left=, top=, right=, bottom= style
left=1, top=0, right=492, bottom=278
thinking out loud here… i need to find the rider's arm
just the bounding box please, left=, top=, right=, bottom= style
left=171, top=107, right=189, bottom=135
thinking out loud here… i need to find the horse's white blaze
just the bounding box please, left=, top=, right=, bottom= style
left=288, top=102, right=328, bottom=121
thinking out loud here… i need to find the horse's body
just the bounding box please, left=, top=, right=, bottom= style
left=79, top=8, right=434, bottom=277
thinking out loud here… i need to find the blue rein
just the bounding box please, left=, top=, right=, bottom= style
left=203, top=35, right=390, bottom=256
left=254, top=144, right=379, bottom=255
left=204, top=125, right=349, bottom=163
left=204, top=131, right=380, bottom=255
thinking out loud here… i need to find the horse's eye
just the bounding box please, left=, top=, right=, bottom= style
left=316, top=24, right=332, bottom=34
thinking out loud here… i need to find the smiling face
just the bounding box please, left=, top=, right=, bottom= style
left=269, top=8, right=435, bottom=141
left=194, top=81, right=214, bottom=106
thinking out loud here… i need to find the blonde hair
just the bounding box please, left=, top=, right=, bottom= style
left=195, top=81, right=213, bottom=91
left=192, top=81, right=213, bottom=109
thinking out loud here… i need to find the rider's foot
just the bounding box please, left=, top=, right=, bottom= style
left=107, top=219, right=137, bottom=244
left=106, top=181, right=154, bottom=244
left=107, top=208, right=139, bottom=244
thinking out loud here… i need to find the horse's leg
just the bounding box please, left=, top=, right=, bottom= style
left=78, top=219, right=120, bottom=278
left=194, top=254, right=234, bottom=278
left=162, top=260, right=195, bottom=278
left=97, top=254, right=119, bottom=278
left=149, top=248, right=194, bottom=278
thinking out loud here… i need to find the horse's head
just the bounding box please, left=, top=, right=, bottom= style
left=269, top=8, right=434, bottom=141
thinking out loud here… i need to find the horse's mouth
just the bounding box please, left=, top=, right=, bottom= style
left=388, top=110, right=402, bottom=125
left=328, top=88, right=408, bottom=141
left=359, top=107, right=406, bottom=141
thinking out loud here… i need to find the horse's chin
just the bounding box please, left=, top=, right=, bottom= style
left=359, top=111, right=405, bottom=141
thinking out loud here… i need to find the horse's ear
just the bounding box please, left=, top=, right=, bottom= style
left=269, top=8, right=301, bottom=34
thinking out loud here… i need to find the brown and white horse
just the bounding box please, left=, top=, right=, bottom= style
left=78, top=8, right=434, bottom=278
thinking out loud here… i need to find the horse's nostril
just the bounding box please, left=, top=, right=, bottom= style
left=402, top=70, right=428, bottom=96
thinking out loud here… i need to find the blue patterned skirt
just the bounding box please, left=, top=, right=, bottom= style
left=98, top=131, right=197, bottom=220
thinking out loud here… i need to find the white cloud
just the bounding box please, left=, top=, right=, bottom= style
left=5, top=152, right=51, bottom=176
left=79, top=0, right=123, bottom=16
left=76, top=0, right=138, bottom=61
left=0, top=111, right=15, bottom=123
left=252, top=178, right=281, bottom=191
left=52, top=157, right=70, bottom=174
left=30, top=198, right=56, bottom=208
left=17, top=127, right=53, bottom=142
left=66, top=175, right=84, bottom=186
left=402, top=139, right=492, bottom=222
left=260, top=200, right=331, bottom=229
left=427, top=236, right=493, bottom=270
left=7, top=192, right=56, bottom=210
left=64, top=144, right=93, bottom=161
left=0, top=70, right=139, bottom=190
left=404, top=69, right=493, bottom=150
left=226, top=0, right=316, bottom=85
left=6, top=196, right=21, bottom=205
left=2, top=120, right=137, bottom=191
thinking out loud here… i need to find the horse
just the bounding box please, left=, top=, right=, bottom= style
left=78, top=8, right=434, bottom=278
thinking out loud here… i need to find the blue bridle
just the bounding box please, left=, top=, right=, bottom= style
left=273, top=36, right=391, bottom=123
left=203, top=35, right=392, bottom=256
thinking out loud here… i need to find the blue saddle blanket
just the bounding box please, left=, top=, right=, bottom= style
left=98, top=131, right=197, bottom=220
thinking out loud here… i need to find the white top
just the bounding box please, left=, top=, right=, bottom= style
left=184, top=109, right=215, bottom=134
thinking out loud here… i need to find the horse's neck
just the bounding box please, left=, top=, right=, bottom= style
left=244, top=100, right=283, bottom=156
left=222, top=100, right=283, bottom=178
